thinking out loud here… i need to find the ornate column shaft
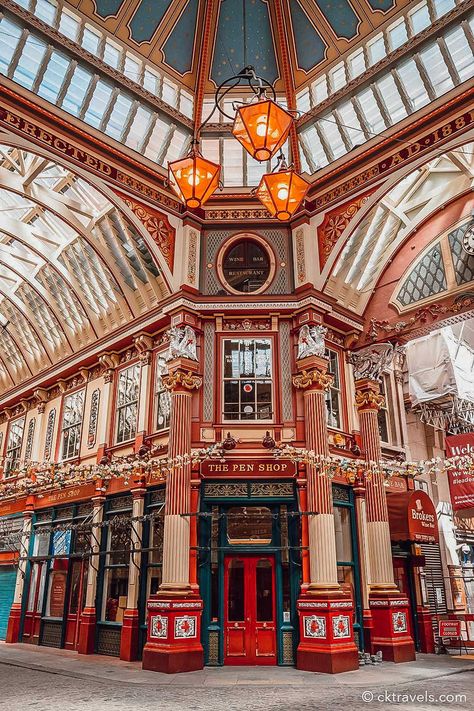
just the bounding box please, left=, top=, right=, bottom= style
left=6, top=498, right=34, bottom=643
left=78, top=491, right=105, bottom=654
left=160, top=362, right=201, bottom=592
left=120, top=480, right=146, bottom=661
left=355, top=379, right=396, bottom=590
left=294, top=360, right=339, bottom=590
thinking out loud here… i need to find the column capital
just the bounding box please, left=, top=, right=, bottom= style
left=293, top=366, right=333, bottom=392
left=355, top=379, right=385, bottom=412
left=164, top=369, right=202, bottom=392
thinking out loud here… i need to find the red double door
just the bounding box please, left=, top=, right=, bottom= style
left=224, top=555, right=277, bottom=665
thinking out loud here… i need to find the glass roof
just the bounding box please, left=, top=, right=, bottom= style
left=0, top=145, right=168, bottom=390
left=325, top=142, right=474, bottom=312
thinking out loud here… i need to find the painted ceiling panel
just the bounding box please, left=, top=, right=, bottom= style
left=313, top=0, right=361, bottom=41
left=128, top=0, right=173, bottom=44
left=289, top=1, right=327, bottom=72
left=92, top=0, right=124, bottom=19
left=211, top=0, right=279, bottom=86
left=365, top=0, right=395, bottom=11
left=162, top=0, right=199, bottom=75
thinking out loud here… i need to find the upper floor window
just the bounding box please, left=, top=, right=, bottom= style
left=5, top=417, right=25, bottom=477
left=155, top=356, right=171, bottom=432
left=61, top=390, right=85, bottom=460
left=115, top=364, right=140, bottom=444
left=223, top=339, right=272, bottom=421
left=377, top=375, right=394, bottom=445
left=325, top=350, right=342, bottom=429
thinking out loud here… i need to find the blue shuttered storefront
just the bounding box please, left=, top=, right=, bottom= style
left=0, top=567, right=16, bottom=639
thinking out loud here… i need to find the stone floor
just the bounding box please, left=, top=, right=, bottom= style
left=1, top=643, right=474, bottom=710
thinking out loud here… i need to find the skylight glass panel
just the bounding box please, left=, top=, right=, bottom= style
left=103, top=40, right=121, bottom=69
left=396, top=59, right=430, bottom=111
left=83, top=80, right=114, bottom=129
left=143, top=68, right=161, bottom=95
left=337, top=101, right=366, bottom=147
left=299, top=126, right=328, bottom=171
left=12, top=0, right=30, bottom=7
left=37, top=51, right=70, bottom=104
left=408, top=2, right=431, bottom=34
left=0, top=19, right=23, bottom=76
left=58, top=10, right=80, bottom=41
left=296, top=89, right=311, bottom=113
left=356, top=88, right=387, bottom=135
left=247, top=154, right=268, bottom=187
left=82, top=26, right=101, bottom=56
left=61, top=66, right=94, bottom=116
left=124, top=54, right=141, bottom=82
left=319, top=115, right=347, bottom=160
left=387, top=19, right=408, bottom=50
left=367, top=34, right=386, bottom=67
left=223, top=139, right=243, bottom=187
left=179, top=91, right=193, bottom=119
left=164, top=128, right=189, bottom=164
left=13, top=35, right=47, bottom=90
left=162, top=78, right=179, bottom=109
left=347, top=49, right=366, bottom=80
left=104, top=93, right=133, bottom=140
left=329, top=63, right=346, bottom=93
left=144, top=118, right=169, bottom=161
left=444, top=27, right=474, bottom=83
left=310, top=76, right=328, bottom=105
left=432, top=0, right=456, bottom=19
left=376, top=74, right=407, bottom=124
left=125, top=106, right=153, bottom=152
left=419, top=44, right=454, bottom=96
left=34, top=0, right=57, bottom=26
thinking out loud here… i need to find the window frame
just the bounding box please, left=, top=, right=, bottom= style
left=4, top=416, right=26, bottom=478
left=60, top=388, right=85, bottom=461
left=221, top=337, right=274, bottom=424
left=153, top=353, right=171, bottom=434
left=325, top=348, right=343, bottom=431
left=114, top=362, right=141, bottom=445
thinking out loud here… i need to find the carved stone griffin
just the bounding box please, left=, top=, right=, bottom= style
left=297, top=324, right=327, bottom=360
left=167, top=325, right=198, bottom=362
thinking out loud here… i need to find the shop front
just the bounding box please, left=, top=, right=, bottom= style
left=387, top=489, right=439, bottom=653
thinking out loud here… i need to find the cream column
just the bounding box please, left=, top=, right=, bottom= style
left=160, top=360, right=202, bottom=593
left=134, top=335, right=154, bottom=437
left=96, top=353, right=120, bottom=449
left=355, top=378, right=397, bottom=591
left=293, top=354, right=339, bottom=592
left=126, top=486, right=145, bottom=610
left=84, top=494, right=105, bottom=609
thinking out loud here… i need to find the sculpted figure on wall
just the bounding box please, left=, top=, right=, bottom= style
left=167, top=325, right=198, bottom=361
left=297, top=324, right=327, bottom=360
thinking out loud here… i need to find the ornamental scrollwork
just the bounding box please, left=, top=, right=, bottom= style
left=297, top=325, right=327, bottom=360
left=292, top=368, right=333, bottom=391
left=349, top=343, right=397, bottom=382
left=163, top=370, right=202, bottom=392
left=355, top=389, right=385, bottom=411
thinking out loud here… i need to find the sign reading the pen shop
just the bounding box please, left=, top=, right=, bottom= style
left=201, top=459, right=296, bottom=477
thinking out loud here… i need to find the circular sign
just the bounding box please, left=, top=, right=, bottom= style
left=243, top=384, right=253, bottom=393
left=462, top=219, right=474, bottom=256
left=243, top=405, right=254, bottom=414
left=222, top=238, right=271, bottom=293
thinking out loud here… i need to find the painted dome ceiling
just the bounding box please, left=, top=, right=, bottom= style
left=66, top=0, right=409, bottom=93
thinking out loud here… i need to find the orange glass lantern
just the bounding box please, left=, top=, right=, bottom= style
left=168, top=148, right=220, bottom=209
left=256, top=168, right=310, bottom=221
left=232, top=99, right=293, bottom=162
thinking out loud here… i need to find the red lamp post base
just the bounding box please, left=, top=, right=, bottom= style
left=77, top=607, right=97, bottom=655
left=142, top=595, right=204, bottom=674
left=120, top=608, right=140, bottom=661
left=296, top=595, right=359, bottom=674
left=369, top=595, right=416, bottom=662
left=5, top=603, right=21, bottom=643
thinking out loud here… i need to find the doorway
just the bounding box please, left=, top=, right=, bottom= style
left=224, top=555, right=276, bottom=664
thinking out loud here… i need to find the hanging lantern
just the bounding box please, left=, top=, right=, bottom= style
left=168, top=146, right=220, bottom=209
left=232, top=99, right=293, bottom=162
left=256, top=167, right=310, bottom=221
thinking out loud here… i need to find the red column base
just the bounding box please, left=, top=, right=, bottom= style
left=120, top=609, right=140, bottom=661
left=5, top=603, right=21, bottom=643
left=77, top=607, right=97, bottom=655
left=142, top=595, right=204, bottom=674
left=362, top=609, right=374, bottom=653
left=296, top=595, right=359, bottom=673
left=369, top=594, right=416, bottom=662
left=416, top=606, right=435, bottom=654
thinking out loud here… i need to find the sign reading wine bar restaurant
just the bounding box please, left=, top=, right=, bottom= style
left=445, top=433, right=474, bottom=511
left=201, top=459, right=296, bottom=477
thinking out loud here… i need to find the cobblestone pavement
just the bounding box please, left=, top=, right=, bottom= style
left=1, top=644, right=474, bottom=711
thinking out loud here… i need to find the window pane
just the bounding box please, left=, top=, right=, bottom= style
left=38, top=51, right=70, bottom=103
left=409, top=2, right=430, bottom=34
left=256, top=560, right=273, bottom=622
left=35, top=0, right=57, bottom=25
left=102, top=567, right=129, bottom=622
left=0, top=19, right=22, bottom=75
left=419, top=44, right=454, bottom=96
left=62, top=66, right=93, bottom=116
left=228, top=559, right=244, bottom=621
left=82, top=27, right=101, bottom=55
left=125, top=106, right=153, bottom=151
left=104, top=93, right=133, bottom=140
left=444, top=27, right=474, bottom=83
left=83, top=80, right=114, bottom=128
left=334, top=506, right=353, bottom=562
left=58, top=11, right=80, bottom=41
left=14, top=36, right=47, bottom=90
left=396, top=59, right=430, bottom=112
